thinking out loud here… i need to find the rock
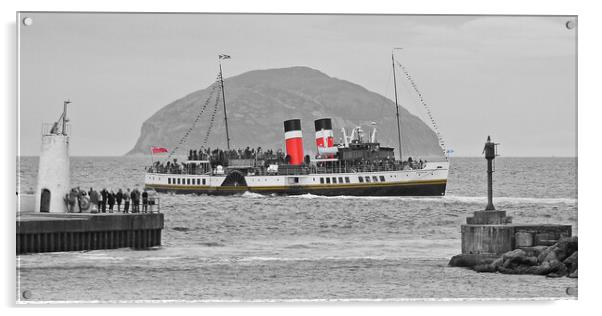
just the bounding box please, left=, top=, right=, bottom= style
left=491, top=256, right=505, bottom=269
left=525, top=261, right=554, bottom=275
left=554, top=236, right=578, bottom=261
left=563, top=251, right=578, bottom=275
left=541, top=250, right=559, bottom=264
left=448, top=254, right=497, bottom=268
left=537, top=245, right=556, bottom=263
left=545, top=260, right=568, bottom=277
left=450, top=235, right=577, bottom=277
left=519, top=246, right=547, bottom=258
left=502, top=249, right=527, bottom=260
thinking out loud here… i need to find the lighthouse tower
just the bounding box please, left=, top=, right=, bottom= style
left=35, top=100, right=71, bottom=213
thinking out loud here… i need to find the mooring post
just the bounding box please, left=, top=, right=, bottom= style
left=483, top=136, right=496, bottom=211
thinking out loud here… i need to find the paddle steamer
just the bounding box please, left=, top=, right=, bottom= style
left=144, top=52, right=449, bottom=196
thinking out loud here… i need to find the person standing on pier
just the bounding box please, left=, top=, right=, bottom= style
left=66, top=189, right=77, bottom=213
left=142, top=189, right=149, bottom=213
left=107, top=189, right=115, bottom=212
left=100, top=188, right=108, bottom=213
left=89, top=188, right=100, bottom=213
left=116, top=189, right=123, bottom=212
left=123, top=188, right=131, bottom=213
left=131, top=188, right=139, bottom=213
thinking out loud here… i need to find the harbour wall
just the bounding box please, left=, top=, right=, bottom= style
left=17, top=213, right=164, bottom=254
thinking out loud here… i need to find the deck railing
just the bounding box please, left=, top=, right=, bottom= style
left=146, top=161, right=433, bottom=176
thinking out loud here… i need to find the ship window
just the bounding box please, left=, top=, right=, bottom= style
left=326, top=178, right=331, bottom=184
left=168, top=178, right=171, bottom=184
left=320, top=178, right=324, bottom=184
left=202, top=179, right=206, bottom=185
left=379, top=175, right=385, bottom=182
left=365, top=177, right=371, bottom=183
left=373, top=176, right=378, bottom=182
left=345, top=177, right=350, bottom=183
left=338, top=177, right=343, bottom=183
left=177, top=178, right=180, bottom=185
left=358, top=177, right=364, bottom=183
left=332, top=177, right=337, bottom=184
left=187, top=179, right=191, bottom=185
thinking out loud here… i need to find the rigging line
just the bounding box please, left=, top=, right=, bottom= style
left=166, top=73, right=221, bottom=161
left=395, top=61, right=447, bottom=157
left=202, top=84, right=221, bottom=147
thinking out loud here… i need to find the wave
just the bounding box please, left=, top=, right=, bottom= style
left=444, top=195, right=577, bottom=205
left=241, top=191, right=265, bottom=198
left=234, top=255, right=450, bottom=262
left=290, top=193, right=576, bottom=205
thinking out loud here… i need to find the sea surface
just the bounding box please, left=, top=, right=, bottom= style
left=16, top=157, right=578, bottom=302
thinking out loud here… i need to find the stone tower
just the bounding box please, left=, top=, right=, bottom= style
left=35, top=101, right=71, bottom=213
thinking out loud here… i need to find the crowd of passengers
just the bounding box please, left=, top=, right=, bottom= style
left=64, top=186, right=157, bottom=213
left=147, top=147, right=429, bottom=174
left=187, top=147, right=286, bottom=161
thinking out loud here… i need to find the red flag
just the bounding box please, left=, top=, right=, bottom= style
left=151, top=146, right=168, bottom=154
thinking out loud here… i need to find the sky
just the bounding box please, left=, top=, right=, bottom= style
left=18, top=13, right=576, bottom=157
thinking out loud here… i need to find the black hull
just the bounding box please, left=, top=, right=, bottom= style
left=146, top=182, right=447, bottom=197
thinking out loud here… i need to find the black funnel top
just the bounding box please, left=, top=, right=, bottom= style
left=284, top=119, right=302, bottom=132
left=314, top=118, right=332, bottom=131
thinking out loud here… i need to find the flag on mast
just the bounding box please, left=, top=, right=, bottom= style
left=151, top=146, right=168, bottom=154
left=218, top=54, right=231, bottom=60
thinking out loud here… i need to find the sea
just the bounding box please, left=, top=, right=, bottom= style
left=16, top=157, right=578, bottom=302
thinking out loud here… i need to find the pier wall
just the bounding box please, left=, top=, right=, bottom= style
left=17, top=213, right=164, bottom=254
left=461, top=224, right=572, bottom=255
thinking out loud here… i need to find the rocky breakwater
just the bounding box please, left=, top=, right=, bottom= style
left=449, top=236, right=578, bottom=278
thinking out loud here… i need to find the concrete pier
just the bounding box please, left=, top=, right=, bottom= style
left=449, top=137, right=574, bottom=274
left=16, top=213, right=164, bottom=254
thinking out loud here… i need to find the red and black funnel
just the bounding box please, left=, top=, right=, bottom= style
left=284, top=119, right=304, bottom=165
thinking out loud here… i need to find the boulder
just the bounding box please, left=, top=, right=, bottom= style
left=563, top=251, right=578, bottom=275
left=502, top=249, right=527, bottom=260
left=452, top=236, right=577, bottom=278
left=448, top=254, right=497, bottom=268
left=519, top=246, right=547, bottom=258
left=555, top=236, right=578, bottom=261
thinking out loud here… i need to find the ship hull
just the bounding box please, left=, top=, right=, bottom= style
left=146, top=180, right=447, bottom=196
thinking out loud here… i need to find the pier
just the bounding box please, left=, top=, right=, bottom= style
left=17, top=212, right=164, bottom=254
left=449, top=137, right=576, bottom=278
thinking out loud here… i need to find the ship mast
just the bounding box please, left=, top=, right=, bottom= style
left=392, top=49, right=403, bottom=161
left=218, top=55, right=231, bottom=150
